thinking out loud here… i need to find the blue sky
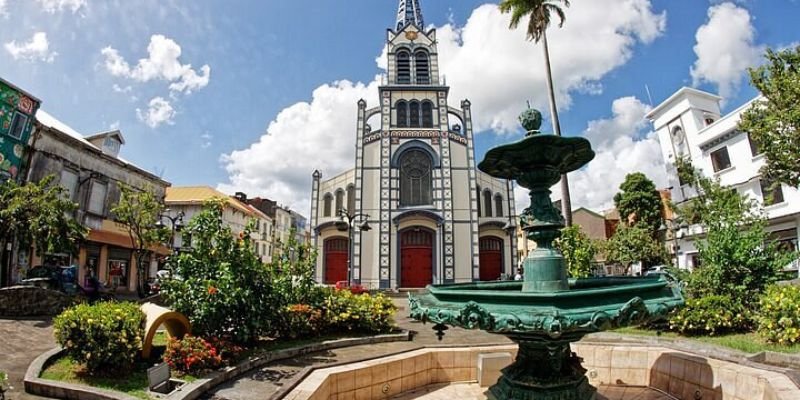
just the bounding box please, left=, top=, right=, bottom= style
left=1, top=0, right=798, bottom=215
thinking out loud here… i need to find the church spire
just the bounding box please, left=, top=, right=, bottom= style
left=396, top=0, right=424, bottom=31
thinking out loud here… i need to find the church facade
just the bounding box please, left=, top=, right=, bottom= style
left=309, top=0, right=517, bottom=289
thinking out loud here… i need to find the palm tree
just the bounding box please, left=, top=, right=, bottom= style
left=499, top=0, right=574, bottom=226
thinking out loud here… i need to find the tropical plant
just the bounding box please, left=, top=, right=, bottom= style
left=604, top=224, right=667, bottom=275
left=499, top=0, right=574, bottom=225
left=613, top=172, right=664, bottom=233
left=758, top=285, right=800, bottom=344
left=739, top=45, right=800, bottom=188
left=322, top=289, right=397, bottom=334
left=554, top=224, right=597, bottom=278
left=163, top=335, right=222, bottom=375
left=111, top=184, right=169, bottom=297
left=669, top=295, right=752, bottom=336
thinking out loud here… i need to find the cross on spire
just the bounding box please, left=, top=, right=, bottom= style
left=396, top=0, right=424, bottom=31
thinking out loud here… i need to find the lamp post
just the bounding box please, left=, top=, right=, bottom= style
left=335, top=208, right=371, bottom=287
left=156, top=209, right=185, bottom=253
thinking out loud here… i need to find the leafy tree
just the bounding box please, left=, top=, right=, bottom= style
left=160, top=199, right=275, bottom=343
left=739, top=45, right=800, bottom=187
left=270, top=226, right=320, bottom=306
left=499, top=0, right=575, bottom=225
left=604, top=224, right=668, bottom=275
left=613, top=172, right=663, bottom=232
left=0, top=176, right=87, bottom=283
left=111, top=184, right=169, bottom=297
left=554, top=224, right=597, bottom=278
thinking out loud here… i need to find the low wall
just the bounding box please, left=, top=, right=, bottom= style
left=0, top=286, right=72, bottom=317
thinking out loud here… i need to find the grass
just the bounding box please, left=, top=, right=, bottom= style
left=41, top=356, right=152, bottom=400
left=611, top=326, right=800, bottom=354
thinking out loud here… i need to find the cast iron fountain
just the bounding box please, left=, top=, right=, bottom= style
left=409, top=108, right=684, bottom=400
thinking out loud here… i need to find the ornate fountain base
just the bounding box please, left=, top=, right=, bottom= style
left=489, top=339, right=596, bottom=400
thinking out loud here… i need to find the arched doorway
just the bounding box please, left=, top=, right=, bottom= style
left=479, top=236, right=503, bottom=281
left=324, top=237, right=348, bottom=284
left=401, top=228, right=433, bottom=288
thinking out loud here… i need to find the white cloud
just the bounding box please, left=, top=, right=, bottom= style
left=0, top=0, right=8, bottom=18
left=136, top=97, right=176, bottom=128
left=200, top=133, right=212, bottom=149
left=536, top=96, right=667, bottom=214
left=35, top=0, right=87, bottom=14
left=101, top=34, right=211, bottom=94
left=109, top=121, right=121, bottom=130
left=690, top=2, right=762, bottom=100
left=4, top=32, right=57, bottom=62
left=112, top=84, right=132, bottom=93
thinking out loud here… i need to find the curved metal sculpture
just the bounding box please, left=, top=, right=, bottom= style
left=409, top=108, right=684, bottom=400
left=141, top=302, right=191, bottom=359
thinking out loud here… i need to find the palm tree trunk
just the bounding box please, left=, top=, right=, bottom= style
left=541, top=30, right=573, bottom=226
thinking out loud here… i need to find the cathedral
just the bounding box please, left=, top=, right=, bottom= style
left=310, top=0, right=517, bottom=290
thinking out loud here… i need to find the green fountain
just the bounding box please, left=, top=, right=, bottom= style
left=409, top=108, right=684, bottom=400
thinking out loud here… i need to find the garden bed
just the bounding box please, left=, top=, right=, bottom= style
left=611, top=326, right=800, bottom=354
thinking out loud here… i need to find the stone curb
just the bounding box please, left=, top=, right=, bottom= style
left=23, top=330, right=412, bottom=400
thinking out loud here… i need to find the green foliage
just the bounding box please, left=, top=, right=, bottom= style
left=278, top=303, right=324, bottom=339
left=270, top=227, right=321, bottom=306
left=0, top=370, right=7, bottom=390
left=757, top=285, right=800, bottom=344
left=160, top=199, right=275, bottom=343
left=53, top=302, right=144, bottom=373
left=111, top=184, right=169, bottom=297
left=669, top=295, right=752, bottom=336
left=163, top=335, right=222, bottom=375
left=554, top=224, right=597, bottom=278
left=0, top=175, right=87, bottom=259
left=613, top=172, right=664, bottom=232
left=604, top=224, right=667, bottom=274
left=739, top=45, right=800, bottom=187
left=498, top=0, right=570, bottom=43
left=322, top=289, right=397, bottom=334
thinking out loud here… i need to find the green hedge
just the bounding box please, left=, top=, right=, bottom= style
left=669, top=295, right=751, bottom=336
left=758, top=285, right=800, bottom=344
left=322, top=289, right=397, bottom=334
left=53, top=302, right=145, bottom=372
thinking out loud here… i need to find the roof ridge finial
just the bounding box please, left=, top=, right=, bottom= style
left=396, top=0, right=425, bottom=32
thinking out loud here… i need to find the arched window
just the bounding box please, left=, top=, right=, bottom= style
left=483, top=190, right=493, bottom=217
left=495, top=195, right=504, bottom=217
left=415, top=50, right=430, bottom=84
left=323, top=193, right=333, bottom=217
left=397, top=50, right=411, bottom=84
left=476, top=185, right=482, bottom=217
left=399, top=149, right=433, bottom=206
left=335, top=189, right=344, bottom=214
left=409, top=101, right=420, bottom=127
left=421, top=101, right=433, bottom=128
left=346, top=185, right=355, bottom=213
left=396, top=100, right=408, bottom=128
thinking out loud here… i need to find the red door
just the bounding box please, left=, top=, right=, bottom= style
left=479, top=237, right=503, bottom=281
left=324, top=238, right=348, bottom=284
left=401, top=229, right=433, bottom=288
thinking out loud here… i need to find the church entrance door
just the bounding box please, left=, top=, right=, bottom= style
left=324, top=237, right=349, bottom=284
left=479, top=236, right=503, bottom=281
left=400, top=228, right=433, bottom=288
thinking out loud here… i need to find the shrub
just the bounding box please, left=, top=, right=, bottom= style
left=322, top=289, right=397, bottom=334
left=206, top=336, right=245, bottom=364
left=757, top=285, right=800, bottom=344
left=669, top=295, right=751, bottom=336
left=0, top=370, right=8, bottom=391
left=53, top=301, right=144, bottom=373
left=163, top=335, right=222, bottom=374
left=278, top=303, right=324, bottom=339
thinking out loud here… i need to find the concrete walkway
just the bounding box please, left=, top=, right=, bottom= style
left=0, top=318, right=55, bottom=400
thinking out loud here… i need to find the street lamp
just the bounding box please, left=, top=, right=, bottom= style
left=156, top=209, right=185, bottom=252
left=335, top=208, right=371, bottom=287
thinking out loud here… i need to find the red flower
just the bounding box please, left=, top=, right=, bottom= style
left=207, top=286, right=218, bottom=295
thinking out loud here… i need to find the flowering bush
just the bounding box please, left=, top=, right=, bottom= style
left=323, top=289, right=396, bottom=334
left=669, top=295, right=751, bottom=336
left=53, top=302, right=144, bottom=372
left=757, top=285, right=800, bottom=344
left=278, top=303, right=324, bottom=339
left=163, top=335, right=222, bottom=374
left=206, top=335, right=245, bottom=364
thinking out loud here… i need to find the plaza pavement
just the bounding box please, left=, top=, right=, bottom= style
left=0, top=318, right=55, bottom=400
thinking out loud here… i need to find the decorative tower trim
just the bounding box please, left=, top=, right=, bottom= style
left=396, top=0, right=425, bottom=32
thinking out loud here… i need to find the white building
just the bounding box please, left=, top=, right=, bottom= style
left=647, top=87, right=800, bottom=269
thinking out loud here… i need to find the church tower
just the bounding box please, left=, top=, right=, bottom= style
left=311, top=0, right=516, bottom=290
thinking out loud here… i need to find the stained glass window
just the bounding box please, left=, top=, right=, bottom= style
left=400, top=149, right=432, bottom=206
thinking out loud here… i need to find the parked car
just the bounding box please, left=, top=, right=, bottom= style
left=335, top=280, right=368, bottom=295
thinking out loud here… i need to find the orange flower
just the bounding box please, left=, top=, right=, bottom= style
left=207, top=286, right=218, bottom=295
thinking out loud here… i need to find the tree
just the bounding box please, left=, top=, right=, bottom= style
left=498, top=0, right=575, bottom=225
left=111, top=184, right=168, bottom=297
left=604, top=224, right=668, bottom=275
left=554, top=224, right=597, bottom=278
left=613, top=172, right=664, bottom=232
left=739, top=45, right=800, bottom=187
left=0, top=176, right=87, bottom=284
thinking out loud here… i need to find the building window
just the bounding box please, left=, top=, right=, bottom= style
left=483, top=190, right=493, bottom=217
left=421, top=101, right=433, bottom=128
left=748, top=133, right=762, bottom=157
left=409, top=101, right=420, bottom=127
left=710, top=147, right=732, bottom=172
left=415, top=50, right=430, bottom=84
left=60, top=169, right=79, bottom=201
left=8, top=112, right=28, bottom=140
left=760, top=179, right=785, bottom=206
left=476, top=185, right=482, bottom=217
left=495, top=195, right=504, bottom=218
left=397, top=50, right=411, bottom=84
left=323, top=193, right=333, bottom=217
left=88, top=181, right=107, bottom=216
left=335, top=189, right=344, bottom=213
left=396, top=100, right=408, bottom=127
left=399, top=149, right=432, bottom=206
left=346, top=185, right=355, bottom=214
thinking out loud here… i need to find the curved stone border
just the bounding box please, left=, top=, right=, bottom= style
left=24, top=330, right=412, bottom=400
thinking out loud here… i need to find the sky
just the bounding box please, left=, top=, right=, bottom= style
left=1, top=0, right=798, bottom=218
